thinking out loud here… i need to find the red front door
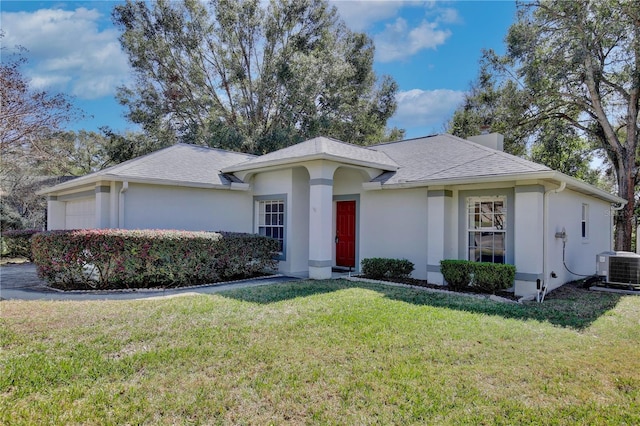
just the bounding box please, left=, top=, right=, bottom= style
left=336, top=200, right=356, bottom=268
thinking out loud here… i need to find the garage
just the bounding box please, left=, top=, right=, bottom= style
left=65, top=198, right=96, bottom=229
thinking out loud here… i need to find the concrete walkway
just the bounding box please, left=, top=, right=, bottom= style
left=0, top=262, right=300, bottom=301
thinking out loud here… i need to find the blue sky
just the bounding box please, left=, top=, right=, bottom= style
left=1, top=1, right=517, bottom=139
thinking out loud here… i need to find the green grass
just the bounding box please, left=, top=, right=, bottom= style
left=2, top=279, right=639, bottom=425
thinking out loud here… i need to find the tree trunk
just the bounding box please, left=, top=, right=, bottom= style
left=614, top=156, right=635, bottom=251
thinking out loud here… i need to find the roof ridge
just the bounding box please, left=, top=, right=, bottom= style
left=369, top=133, right=442, bottom=148
left=174, top=142, right=258, bottom=158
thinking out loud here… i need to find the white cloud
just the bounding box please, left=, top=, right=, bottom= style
left=392, top=88, right=465, bottom=130
left=1, top=8, right=130, bottom=99
left=331, top=0, right=405, bottom=31
left=374, top=17, right=450, bottom=62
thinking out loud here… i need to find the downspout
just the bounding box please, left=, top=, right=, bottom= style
left=118, top=181, right=128, bottom=229
left=540, top=181, right=566, bottom=302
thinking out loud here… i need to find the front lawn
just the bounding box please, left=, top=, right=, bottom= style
left=1, top=280, right=639, bottom=424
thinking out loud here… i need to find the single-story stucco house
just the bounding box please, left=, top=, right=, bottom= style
left=38, top=133, right=625, bottom=296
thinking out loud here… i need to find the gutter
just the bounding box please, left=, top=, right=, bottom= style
left=361, top=170, right=624, bottom=204
left=37, top=175, right=246, bottom=195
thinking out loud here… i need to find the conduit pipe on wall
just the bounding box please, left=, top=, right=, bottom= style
left=118, top=181, right=128, bottom=228
left=540, top=181, right=566, bottom=302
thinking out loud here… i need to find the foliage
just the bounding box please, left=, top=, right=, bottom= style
left=0, top=35, right=80, bottom=159
left=1, top=229, right=40, bottom=260
left=361, top=257, right=414, bottom=280
left=470, top=262, right=516, bottom=294
left=31, top=130, right=114, bottom=176
left=440, top=260, right=516, bottom=294
left=100, top=126, right=169, bottom=164
left=112, top=0, right=402, bottom=154
left=448, top=61, right=531, bottom=157
left=0, top=203, right=24, bottom=232
left=31, top=229, right=279, bottom=290
left=448, top=58, right=601, bottom=185
left=440, top=259, right=473, bottom=291
left=503, top=0, right=639, bottom=250
left=529, top=120, right=601, bottom=185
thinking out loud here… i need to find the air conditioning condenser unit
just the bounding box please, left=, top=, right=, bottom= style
left=596, top=251, right=640, bottom=290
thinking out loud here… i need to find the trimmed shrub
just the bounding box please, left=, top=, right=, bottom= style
left=361, top=258, right=414, bottom=280
left=31, top=229, right=279, bottom=290
left=471, top=262, right=516, bottom=293
left=440, top=259, right=516, bottom=294
left=440, top=260, right=473, bottom=291
left=2, top=229, right=40, bottom=260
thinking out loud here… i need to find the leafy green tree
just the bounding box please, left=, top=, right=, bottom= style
left=100, top=127, right=168, bottom=164
left=0, top=35, right=79, bottom=159
left=448, top=60, right=531, bottom=157
left=503, top=0, right=640, bottom=250
left=529, top=121, right=600, bottom=185
left=451, top=1, right=639, bottom=250
left=112, top=0, right=402, bottom=154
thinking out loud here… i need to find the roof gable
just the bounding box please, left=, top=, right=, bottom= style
left=223, top=136, right=398, bottom=172
left=40, top=144, right=256, bottom=193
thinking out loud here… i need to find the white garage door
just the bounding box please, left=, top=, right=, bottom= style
left=65, top=198, right=95, bottom=229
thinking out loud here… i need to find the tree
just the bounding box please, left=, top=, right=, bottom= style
left=0, top=36, right=79, bottom=159
left=100, top=127, right=169, bottom=164
left=112, top=0, right=402, bottom=154
left=502, top=0, right=640, bottom=251
left=447, top=59, right=601, bottom=186
left=448, top=60, right=531, bottom=157
left=529, top=121, right=600, bottom=185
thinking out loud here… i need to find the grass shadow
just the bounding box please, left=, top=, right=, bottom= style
left=219, top=278, right=625, bottom=330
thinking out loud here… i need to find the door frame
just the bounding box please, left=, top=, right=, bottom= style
left=333, top=194, right=360, bottom=271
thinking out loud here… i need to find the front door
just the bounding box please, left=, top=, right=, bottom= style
left=336, top=200, right=356, bottom=268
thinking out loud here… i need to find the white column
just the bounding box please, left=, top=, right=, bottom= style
left=514, top=185, right=545, bottom=296
left=46, top=196, right=66, bottom=230
left=306, top=162, right=338, bottom=280
left=427, top=189, right=453, bottom=284
left=95, top=184, right=111, bottom=229
left=110, top=181, right=119, bottom=228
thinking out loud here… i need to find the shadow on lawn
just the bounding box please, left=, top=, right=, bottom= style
left=219, top=279, right=624, bottom=330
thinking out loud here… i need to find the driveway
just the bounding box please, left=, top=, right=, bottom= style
left=0, top=262, right=299, bottom=301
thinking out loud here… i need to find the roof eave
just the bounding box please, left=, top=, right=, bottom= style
left=375, top=170, right=625, bottom=204
left=37, top=175, right=236, bottom=195
left=222, top=153, right=398, bottom=174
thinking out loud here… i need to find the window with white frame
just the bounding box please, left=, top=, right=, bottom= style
left=467, top=196, right=506, bottom=263
left=256, top=199, right=285, bottom=254
left=581, top=204, right=589, bottom=239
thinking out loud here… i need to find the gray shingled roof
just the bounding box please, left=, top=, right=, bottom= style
left=41, top=144, right=256, bottom=192
left=369, top=134, right=551, bottom=185
left=223, top=136, right=398, bottom=172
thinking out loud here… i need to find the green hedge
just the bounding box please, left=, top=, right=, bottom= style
left=361, top=258, right=414, bottom=280
left=440, top=260, right=516, bottom=294
left=1, top=229, right=40, bottom=260
left=439, top=260, right=472, bottom=291
left=31, top=229, right=279, bottom=290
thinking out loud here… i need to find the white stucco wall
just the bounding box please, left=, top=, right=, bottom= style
left=123, top=183, right=252, bottom=232
left=544, top=188, right=612, bottom=292
left=290, top=167, right=310, bottom=275
left=512, top=185, right=545, bottom=295
left=252, top=169, right=297, bottom=275
left=360, top=188, right=429, bottom=279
